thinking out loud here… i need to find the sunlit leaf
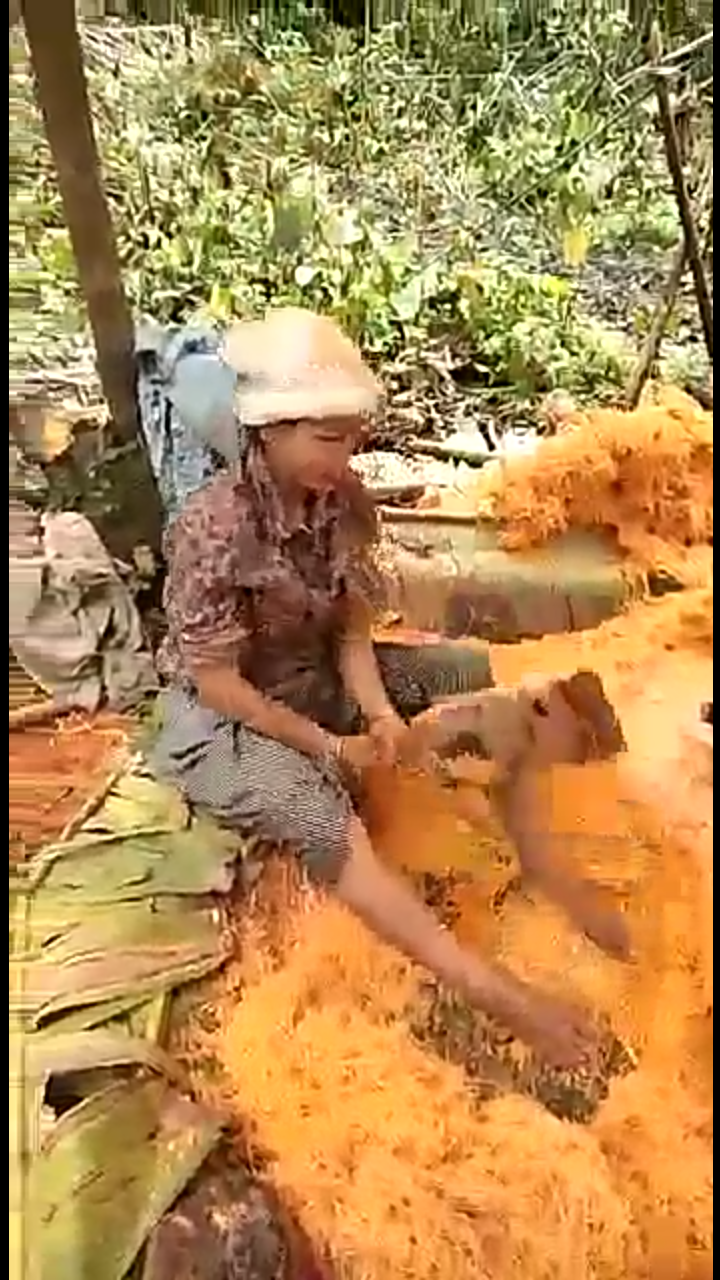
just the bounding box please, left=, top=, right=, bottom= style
left=40, top=415, right=74, bottom=461
left=294, top=262, right=316, bottom=287
left=324, top=206, right=363, bottom=248
left=562, top=224, right=590, bottom=268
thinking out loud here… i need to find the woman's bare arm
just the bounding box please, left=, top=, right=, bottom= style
left=497, top=767, right=632, bottom=960
left=335, top=816, right=596, bottom=1068
left=337, top=595, right=394, bottom=722
left=194, top=664, right=333, bottom=760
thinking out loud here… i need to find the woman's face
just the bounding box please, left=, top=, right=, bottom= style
left=261, top=417, right=365, bottom=494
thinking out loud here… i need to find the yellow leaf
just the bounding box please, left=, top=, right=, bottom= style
left=208, top=282, right=232, bottom=320
left=41, top=416, right=74, bottom=461
left=562, top=224, right=590, bottom=268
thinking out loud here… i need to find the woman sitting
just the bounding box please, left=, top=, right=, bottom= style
left=154, top=307, right=600, bottom=1068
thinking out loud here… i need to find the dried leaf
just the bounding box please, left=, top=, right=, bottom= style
left=40, top=414, right=74, bottom=461
left=36, top=994, right=152, bottom=1038
left=26, top=941, right=227, bottom=1026
left=13, top=896, right=228, bottom=1024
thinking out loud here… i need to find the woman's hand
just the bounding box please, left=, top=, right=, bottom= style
left=490, top=976, right=600, bottom=1070
left=367, top=709, right=408, bottom=765
left=335, top=816, right=600, bottom=1071
left=561, top=883, right=633, bottom=961
left=334, top=733, right=383, bottom=773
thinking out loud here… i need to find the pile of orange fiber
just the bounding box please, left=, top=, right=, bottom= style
left=209, top=591, right=712, bottom=1280
left=484, top=387, right=713, bottom=576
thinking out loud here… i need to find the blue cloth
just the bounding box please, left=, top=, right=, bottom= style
left=135, top=321, right=238, bottom=525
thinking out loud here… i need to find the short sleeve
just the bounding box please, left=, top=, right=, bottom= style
left=165, top=488, right=251, bottom=673
left=337, top=471, right=387, bottom=615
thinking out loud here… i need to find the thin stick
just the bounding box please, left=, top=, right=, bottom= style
left=624, top=238, right=689, bottom=407
left=8, top=700, right=74, bottom=731
left=406, top=439, right=494, bottom=467
left=649, top=24, right=714, bottom=360
left=660, top=29, right=714, bottom=65
left=58, top=762, right=128, bottom=843
left=379, top=506, right=477, bottom=527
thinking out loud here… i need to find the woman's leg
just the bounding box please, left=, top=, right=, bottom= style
left=153, top=689, right=355, bottom=884
left=372, top=640, right=494, bottom=721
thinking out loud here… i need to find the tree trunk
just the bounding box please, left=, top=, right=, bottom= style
left=21, top=0, right=138, bottom=442
left=20, top=0, right=162, bottom=547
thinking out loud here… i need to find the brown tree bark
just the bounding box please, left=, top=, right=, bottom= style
left=20, top=0, right=162, bottom=547
left=21, top=0, right=140, bottom=442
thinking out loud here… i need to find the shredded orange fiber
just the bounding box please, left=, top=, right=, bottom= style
left=210, top=590, right=712, bottom=1280
left=483, top=388, right=713, bottom=578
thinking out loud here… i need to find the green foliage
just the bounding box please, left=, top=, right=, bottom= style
left=9, top=8, right=712, bottom=412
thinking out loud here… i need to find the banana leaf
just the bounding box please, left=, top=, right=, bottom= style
left=11, top=764, right=236, bottom=1280
left=12, top=886, right=229, bottom=1027
left=15, top=939, right=228, bottom=1028
left=34, top=826, right=238, bottom=901
left=85, top=773, right=192, bottom=834
left=36, top=994, right=154, bottom=1038
left=29, top=1078, right=221, bottom=1280
left=20, top=895, right=220, bottom=958
left=23, top=1028, right=185, bottom=1087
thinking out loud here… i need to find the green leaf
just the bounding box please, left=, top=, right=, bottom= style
left=29, top=1079, right=221, bottom=1280
left=35, top=824, right=239, bottom=905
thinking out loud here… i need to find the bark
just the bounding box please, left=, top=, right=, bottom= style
left=21, top=0, right=138, bottom=442
left=20, top=0, right=163, bottom=546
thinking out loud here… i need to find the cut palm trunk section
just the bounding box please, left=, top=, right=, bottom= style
left=381, top=519, right=651, bottom=641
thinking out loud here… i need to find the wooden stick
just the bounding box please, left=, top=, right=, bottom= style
left=8, top=699, right=73, bottom=731
left=407, top=438, right=494, bottom=467
left=58, top=762, right=128, bottom=842
left=379, top=506, right=477, bottom=527
left=649, top=23, right=714, bottom=360
left=624, top=237, right=689, bottom=407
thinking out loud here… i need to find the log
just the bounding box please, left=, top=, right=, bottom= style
left=9, top=699, right=72, bottom=731
left=381, top=517, right=639, bottom=641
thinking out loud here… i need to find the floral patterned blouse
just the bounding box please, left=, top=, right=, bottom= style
left=159, top=444, right=379, bottom=703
